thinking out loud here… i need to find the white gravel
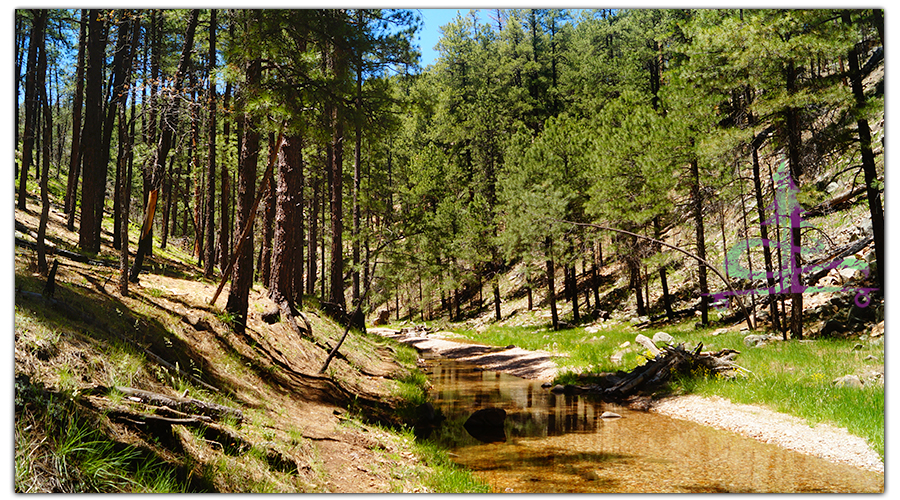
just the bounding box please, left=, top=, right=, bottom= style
left=651, top=394, right=884, bottom=473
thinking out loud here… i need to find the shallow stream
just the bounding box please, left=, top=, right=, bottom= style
left=422, top=357, right=883, bottom=493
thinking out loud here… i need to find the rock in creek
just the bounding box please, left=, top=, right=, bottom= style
left=464, top=407, right=507, bottom=443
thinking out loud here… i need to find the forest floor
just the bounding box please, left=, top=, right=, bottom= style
left=14, top=198, right=464, bottom=493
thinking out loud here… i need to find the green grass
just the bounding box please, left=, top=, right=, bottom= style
left=15, top=380, right=188, bottom=493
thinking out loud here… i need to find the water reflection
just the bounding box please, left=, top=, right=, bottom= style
left=423, top=358, right=883, bottom=493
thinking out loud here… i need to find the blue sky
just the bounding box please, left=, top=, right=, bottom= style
left=416, top=8, right=468, bottom=68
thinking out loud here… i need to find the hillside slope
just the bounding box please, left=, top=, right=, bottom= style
left=14, top=197, right=439, bottom=493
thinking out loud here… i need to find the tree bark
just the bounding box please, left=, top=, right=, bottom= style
left=35, top=16, right=51, bottom=274
left=77, top=9, right=106, bottom=253
left=785, top=59, right=803, bottom=340
left=271, top=135, right=301, bottom=304
left=19, top=10, right=47, bottom=212
left=225, top=55, right=261, bottom=334
left=108, top=14, right=136, bottom=251
left=65, top=9, right=86, bottom=229
left=689, top=157, right=709, bottom=325
left=204, top=9, right=217, bottom=278
left=544, top=236, right=559, bottom=330
left=843, top=10, right=884, bottom=294
left=307, top=163, right=319, bottom=295
left=259, top=134, right=277, bottom=288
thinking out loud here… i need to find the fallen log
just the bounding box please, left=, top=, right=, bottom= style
left=114, top=386, right=243, bottom=424
left=599, top=342, right=744, bottom=399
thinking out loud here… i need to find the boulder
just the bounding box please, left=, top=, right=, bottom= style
left=373, top=309, right=391, bottom=326
left=463, top=408, right=507, bottom=443
left=652, top=331, right=674, bottom=345
left=832, top=374, right=864, bottom=389
left=635, top=334, right=661, bottom=357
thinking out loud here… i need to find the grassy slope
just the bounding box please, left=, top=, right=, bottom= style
left=13, top=191, right=488, bottom=493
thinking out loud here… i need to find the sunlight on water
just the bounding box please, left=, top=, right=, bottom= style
left=422, top=358, right=883, bottom=493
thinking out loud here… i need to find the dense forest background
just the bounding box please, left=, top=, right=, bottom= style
left=14, top=8, right=885, bottom=340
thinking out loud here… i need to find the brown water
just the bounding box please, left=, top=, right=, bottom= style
left=423, top=358, right=883, bottom=493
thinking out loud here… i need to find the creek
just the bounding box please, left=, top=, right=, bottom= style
left=420, top=356, right=883, bottom=493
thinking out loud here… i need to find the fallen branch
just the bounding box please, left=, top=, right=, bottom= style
left=599, top=342, right=743, bottom=399
left=114, top=386, right=243, bottom=424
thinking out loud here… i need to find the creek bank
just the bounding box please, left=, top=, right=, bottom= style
left=372, top=326, right=883, bottom=475
left=368, top=327, right=559, bottom=381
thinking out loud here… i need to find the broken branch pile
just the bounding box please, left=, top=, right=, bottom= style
left=591, top=343, right=743, bottom=399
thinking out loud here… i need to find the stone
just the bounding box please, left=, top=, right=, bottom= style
left=463, top=408, right=507, bottom=443
left=652, top=331, right=674, bottom=345
left=599, top=411, right=622, bottom=419
left=635, top=334, right=661, bottom=357
left=871, top=321, right=885, bottom=338
left=832, top=374, right=864, bottom=389
left=743, top=334, right=772, bottom=347
left=373, top=309, right=391, bottom=326
left=550, top=384, right=566, bottom=394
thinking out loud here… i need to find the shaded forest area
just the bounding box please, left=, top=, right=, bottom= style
left=15, top=8, right=884, bottom=342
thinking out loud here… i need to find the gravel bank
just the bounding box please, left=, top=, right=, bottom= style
left=651, top=394, right=884, bottom=473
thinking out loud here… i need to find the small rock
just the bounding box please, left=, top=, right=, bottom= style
left=743, top=334, right=771, bottom=347
left=550, top=384, right=566, bottom=394
left=711, top=328, right=729, bottom=336
left=864, top=355, right=877, bottom=361
left=852, top=343, right=864, bottom=351
left=635, top=334, right=661, bottom=357
left=618, top=341, right=631, bottom=349
left=871, top=321, right=885, bottom=338
left=652, top=331, right=674, bottom=345
left=832, top=374, right=864, bottom=389
left=600, top=411, right=622, bottom=419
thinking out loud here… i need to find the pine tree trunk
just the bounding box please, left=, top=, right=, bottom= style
left=785, top=59, right=803, bottom=340
left=18, top=10, right=45, bottom=212
left=108, top=15, right=136, bottom=251
left=77, top=9, right=106, bottom=253
left=203, top=8, right=217, bottom=278
left=544, top=236, right=559, bottom=330
left=570, top=264, right=580, bottom=323
left=36, top=18, right=51, bottom=274
left=307, top=162, right=319, bottom=296
left=225, top=56, right=261, bottom=334
left=690, top=157, right=709, bottom=325
left=328, top=79, right=347, bottom=312
left=218, top=75, right=232, bottom=273
left=259, top=136, right=276, bottom=288
left=65, top=9, right=86, bottom=229
left=271, top=135, right=303, bottom=305
left=843, top=10, right=884, bottom=293
left=352, top=43, right=363, bottom=307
